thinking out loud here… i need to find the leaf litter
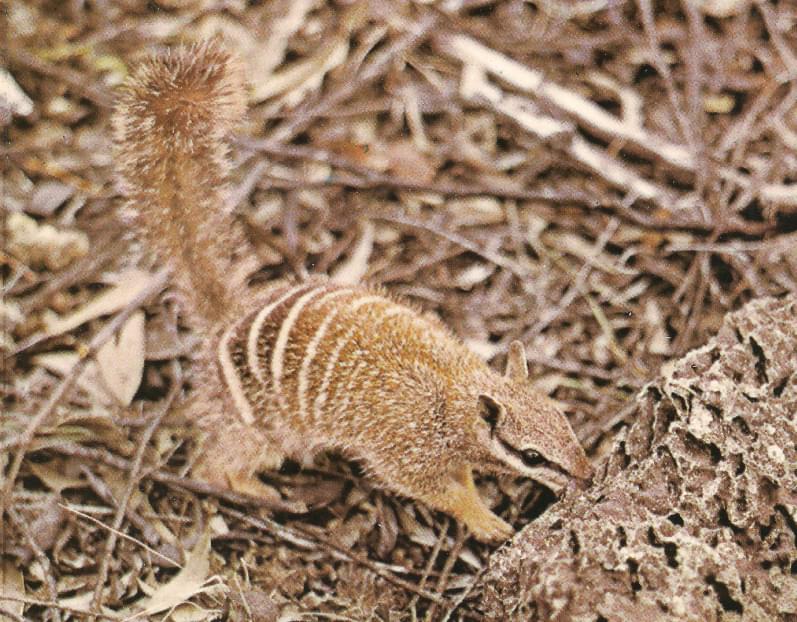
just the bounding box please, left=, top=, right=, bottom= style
left=3, top=0, right=797, bottom=620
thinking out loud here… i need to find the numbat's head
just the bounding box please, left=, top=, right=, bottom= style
left=471, top=341, right=593, bottom=489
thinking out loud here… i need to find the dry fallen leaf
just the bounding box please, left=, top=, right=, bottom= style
left=0, top=67, right=34, bottom=117
left=97, top=310, right=146, bottom=406
left=331, top=220, right=374, bottom=285
left=33, top=352, right=116, bottom=411
left=698, top=0, right=750, bottom=17
left=129, top=528, right=214, bottom=619
left=29, top=459, right=85, bottom=494
left=7, top=211, right=88, bottom=271
left=0, top=561, right=25, bottom=622
left=43, top=269, right=154, bottom=337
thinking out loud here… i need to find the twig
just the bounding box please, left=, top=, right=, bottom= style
left=238, top=136, right=586, bottom=203
left=440, top=573, right=481, bottom=622
left=525, top=218, right=620, bottom=338
left=0, top=269, right=169, bottom=552
left=407, top=518, right=448, bottom=615
left=6, top=47, right=114, bottom=108
left=0, top=596, right=124, bottom=620
left=754, top=0, right=797, bottom=79
left=425, top=524, right=467, bottom=621
left=0, top=606, right=26, bottom=622
left=374, top=213, right=527, bottom=278
left=221, top=506, right=450, bottom=606
left=440, top=39, right=672, bottom=204
left=5, top=508, right=62, bottom=622
left=59, top=503, right=181, bottom=568
left=437, top=32, right=695, bottom=171
left=634, top=0, right=698, bottom=160
left=89, top=363, right=181, bottom=615
left=268, top=12, right=438, bottom=143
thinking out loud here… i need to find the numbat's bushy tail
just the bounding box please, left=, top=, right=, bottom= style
left=112, top=39, right=250, bottom=328
left=112, top=40, right=592, bottom=543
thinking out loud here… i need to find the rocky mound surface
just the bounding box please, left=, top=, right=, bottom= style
left=478, top=295, right=797, bottom=621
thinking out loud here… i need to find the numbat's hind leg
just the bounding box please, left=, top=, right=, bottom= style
left=422, top=466, right=514, bottom=544
left=192, top=423, right=306, bottom=513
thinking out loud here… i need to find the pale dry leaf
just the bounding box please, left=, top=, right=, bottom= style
left=137, top=12, right=195, bottom=39
left=44, top=269, right=154, bottom=337
left=385, top=139, right=436, bottom=183
left=698, top=0, right=750, bottom=17
left=455, top=263, right=494, bottom=290
left=257, top=38, right=349, bottom=106
left=256, top=0, right=317, bottom=76
left=0, top=560, right=25, bottom=621
left=375, top=499, right=399, bottom=558
left=394, top=504, right=439, bottom=547
left=133, top=494, right=179, bottom=546
left=7, top=211, right=88, bottom=271
left=28, top=181, right=75, bottom=216
left=703, top=93, right=735, bottom=114
left=33, top=352, right=116, bottom=410
left=290, top=478, right=346, bottom=509
left=0, top=301, right=23, bottom=351
left=446, top=197, right=504, bottom=226
left=546, top=231, right=619, bottom=274
left=643, top=299, right=671, bottom=355
left=331, top=220, right=374, bottom=285
left=169, top=602, right=219, bottom=622
left=57, top=591, right=94, bottom=615
left=32, top=350, right=81, bottom=376
left=208, top=515, right=229, bottom=537
left=332, top=512, right=377, bottom=550
left=27, top=496, right=65, bottom=553
left=457, top=546, right=483, bottom=571
left=130, top=528, right=213, bottom=618
left=97, top=310, right=146, bottom=406
left=0, top=67, right=33, bottom=117
left=29, top=459, right=85, bottom=493
left=196, top=3, right=316, bottom=104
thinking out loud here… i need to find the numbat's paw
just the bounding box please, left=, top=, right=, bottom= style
left=227, top=472, right=308, bottom=514
left=469, top=511, right=515, bottom=544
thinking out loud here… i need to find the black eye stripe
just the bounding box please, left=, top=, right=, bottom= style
left=494, top=433, right=549, bottom=469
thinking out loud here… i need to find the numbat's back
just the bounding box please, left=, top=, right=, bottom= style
left=112, top=40, right=592, bottom=543
left=216, top=279, right=593, bottom=542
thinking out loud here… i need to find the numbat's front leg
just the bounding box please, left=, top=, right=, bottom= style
left=425, top=466, right=514, bottom=544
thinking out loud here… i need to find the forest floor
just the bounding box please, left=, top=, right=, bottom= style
left=3, top=1, right=796, bottom=620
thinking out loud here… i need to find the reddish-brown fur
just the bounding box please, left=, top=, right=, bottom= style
left=112, top=40, right=592, bottom=543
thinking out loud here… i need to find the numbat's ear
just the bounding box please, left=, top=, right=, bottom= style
left=505, top=341, right=528, bottom=382
left=478, top=394, right=503, bottom=430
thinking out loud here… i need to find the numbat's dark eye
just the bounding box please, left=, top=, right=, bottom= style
left=521, top=450, right=546, bottom=468
left=479, top=395, right=502, bottom=430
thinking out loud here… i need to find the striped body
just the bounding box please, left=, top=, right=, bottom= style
left=216, top=279, right=488, bottom=491
left=113, top=41, right=591, bottom=542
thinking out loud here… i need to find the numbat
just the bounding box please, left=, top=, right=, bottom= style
left=112, top=40, right=592, bottom=543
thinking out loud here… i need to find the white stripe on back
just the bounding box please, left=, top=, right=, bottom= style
left=217, top=321, right=255, bottom=424
left=271, top=285, right=327, bottom=396
left=246, top=283, right=307, bottom=382
left=297, top=288, right=351, bottom=422
left=313, top=295, right=387, bottom=420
